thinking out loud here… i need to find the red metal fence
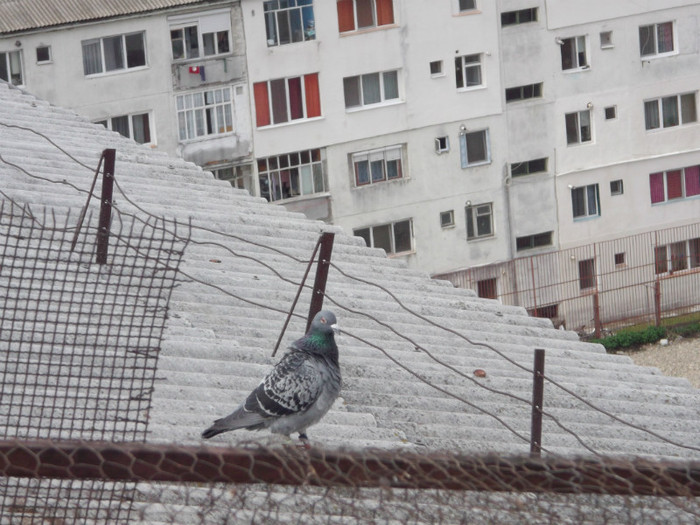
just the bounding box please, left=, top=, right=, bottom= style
left=434, top=222, right=700, bottom=336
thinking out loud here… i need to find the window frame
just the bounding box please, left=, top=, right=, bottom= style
left=96, top=112, right=154, bottom=145
left=610, top=179, right=624, bottom=196
left=578, top=258, right=596, bottom=291
left=466, top=202, right=494, bottom=240
left=176, top=86, right=235, bottom=141
left=337, top=0, right=395, bottom=34
left=654, top=238, right=700, bottom=275
left=0, top=49, right=23, bottom=86
left=505, top=82, right=543, bottom=103
left=254, top=73, right=322, bottom=127
left=516, top=231, right=553, bottom=252
left=510, top=158, right=548, bottom=177
left=644, top=92, right=697, bottom=131
left=501, top=7, right=537, bottom=27
left=565, top=109, right=592, bottom=145
left=560, top=35, right=588, bottom=71
left=649, top=166, right=700, bottom=204
left=258, top=148, right=325, bottom=202
left=264, top=0, right=316, bottom=47
left=455, top=53, right=483, bottom=90
left=459, top=129, right=491, bottom=168
left=36, top=45, right=52, bottom=64
left=571, top=183, right=600, bottom=219
left=343, top=70, right=400, bottom=110
left=440, top=210, right=455, bottom=228
left=639, top=21, right=676, bottom=58
left=81, top=31, right=147, bottom=76
left=354, top=218, right=414, bottom=256
left=351, top=144, right=404, bottom=187
left=169, top=10, right=232, bottom=61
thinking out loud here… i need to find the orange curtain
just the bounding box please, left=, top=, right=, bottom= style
left=376, top=0, right=394, bottom=26
left=253, top=82, right=270, bottom=127
left=337, top=0, right=355, bottom=32
left=304, top=73, right=321, bottom=118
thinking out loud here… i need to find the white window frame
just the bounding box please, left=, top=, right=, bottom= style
left=571, top=184, right=600, bottom=219
left=213, top=164, right=253, bottom=192
left=258, top=148, right=325, bottom=202
left=639, top=21, right=676, bottom=58
left=354, top=219, right=414, bottom=256
left=81, top=32, right=147, bottom=76
left=565, top=109, right=592, bottom=145
left=36, top=45, right=52, bottom=64
left=264, top=0, right=316, bottom=46
left=501, top=8, right=537, bottom=26
left=644, top=93, right=697, bottom=130
left=466, top=202, right=493, bottom=240
left=655, top=238, right=700, bottom=275
left=440, top=210, right=455, bottom=228
left=455, top=54, right=483, bottom=90
left=343, top=70, right=400, bottom=110
left=169, top=9, right=232, bottom=61
left=459, top=129, right=491, bottom=168
left=0, top=50, right=23, bottom=86
left=96, top=112, right=154, bottom=145
left=457, top=0, right=477, bottom=13
left=176, top=86, right=234, bottom=141
left=352, top=145, right=404, bottom=186
left=560, top=35, right=588, bottom=71
left=435, top=136, right=450, bottom=154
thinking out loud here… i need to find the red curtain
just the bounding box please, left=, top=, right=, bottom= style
left=376, top=0, right=394, bottom=26
left=337, top=0, right=355, bottom=32
left=304, top=73, right=321, bottom=118
left=684, top=165, right=700, bottom=197
left=253, top=82, right=270, bottom=127
left=287, top=77, right=303, bottom=120
left=649, top=172, right=665, bottom=203
left=666, top=170, right=683, bottom=199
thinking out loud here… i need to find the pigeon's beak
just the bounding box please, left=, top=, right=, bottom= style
left=331, top=323, right=340, bottom=336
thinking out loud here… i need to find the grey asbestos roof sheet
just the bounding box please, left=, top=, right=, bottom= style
left=0, top=0, right=209, bottom=34
left=1, top=80, right=699, bottom=522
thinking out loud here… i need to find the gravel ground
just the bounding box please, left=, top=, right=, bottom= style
left=621, top=335, right=700, bottom=389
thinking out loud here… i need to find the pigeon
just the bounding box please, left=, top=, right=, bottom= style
left=201, top=310, right=341, bottom=444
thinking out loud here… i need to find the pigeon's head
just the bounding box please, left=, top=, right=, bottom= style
left=310, top=310, right=339, bottom=337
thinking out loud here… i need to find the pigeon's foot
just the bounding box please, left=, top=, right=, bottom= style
left=297, top=433, right=311, bottom=449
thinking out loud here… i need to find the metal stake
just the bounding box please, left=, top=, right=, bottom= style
left=95, top=149, right=116, bottom=265
left=530, top=348, right=545, bottom=456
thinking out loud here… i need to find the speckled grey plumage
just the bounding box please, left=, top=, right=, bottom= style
left=201, top=310, right=341, bottom=441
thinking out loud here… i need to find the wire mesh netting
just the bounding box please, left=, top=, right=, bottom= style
left=0, top=200, right=189, bottom=523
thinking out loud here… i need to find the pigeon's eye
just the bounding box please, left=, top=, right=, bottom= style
left=320, top=317, right=327, bottom=324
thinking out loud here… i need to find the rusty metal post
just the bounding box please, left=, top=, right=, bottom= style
left=95, top=148, right=116, bottom=265
left=654, top=280, right=662, bottom=327
left=530, top=349, right=545, bottom=457
left=593, top=292, right=602, bottom=338
left=306, top=232, right=335, bottom=333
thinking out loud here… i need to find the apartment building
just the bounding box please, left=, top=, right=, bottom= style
left=0, top=0, right=255, bottom=190
left=1, top=0, right=699, bottom=283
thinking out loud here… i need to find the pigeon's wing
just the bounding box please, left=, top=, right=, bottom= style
left=245, top=351, right=323, bottom=418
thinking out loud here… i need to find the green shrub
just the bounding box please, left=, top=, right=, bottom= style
left=670, top=322, right=700, bottom=338
left=590, top=325, right=666, bottom=351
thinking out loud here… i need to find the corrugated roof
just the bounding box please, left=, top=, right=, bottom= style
left=0, top=0, right=219, bottom=34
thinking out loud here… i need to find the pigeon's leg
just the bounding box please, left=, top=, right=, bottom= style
left=297, top=432, right=311, bottom=449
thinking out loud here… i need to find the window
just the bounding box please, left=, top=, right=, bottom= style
left=565, top=110, right=592, bottom=144
left=455, top=54, right=482, bottom=89
left=459, top=129, right=490, bottom=167
left=501, top=8, right=537, bottom=26
left=649, top=166, right=700, bottom=203
left=578, top=258, right=596, bottom=290
left=600, top=31, right=613, bottom=48
left=430, top=60, right=443, bottom=77
left=176, top=86, right=234, bottom=140
left=352, top=145, right=404, bottom=186
left=614, top=252, right=626, bottom=266
left=505, top=82, right=542, bottom=102
left=0, top=50, right=23, bottom=85
left=213, top=165, right=252, bottom=192
left=604, top=106, right=617, bottom=120
left=610, top=179, right=624, bottom=195
left=435, top=136, right=449, bottom=154
left=655, top=239, right=700, bottom=275
left=466, top=203, right=493, bottom=240
left=440, top=210, right=455, bottom=228
left=639, top=21, right=674, bottom=57
left=337, top=0, right=394, bottom=33
left=528, top=304, right=559, bottom=319
left=644, top=93, right=697, bottom=130
left=36, top=46, right=51, bottom=63
left=354, top=219, right=413, bottom=256
left=571, top=184, right=600, bottom=219
left=516, top=231, right=553, bottom=251
left=258, top=148, right=325, bottom=202
left=459, top=0, right=477, bottom=11
left=560, top=36, right=588, bottom=70
left=343, top=70, right=399, bottom=109
left=264, top=0, right=315, bottom=46
left=169, top=10, right=231, bottom=60
left=510, top=158, right=547, bottom=177
left=477, top=278, right=497, bottom=299
left=82, top=32, right=146, bottom=75
left=254, top=73, right=321, bottom=126
left=96, top=112, right=152, bottom=144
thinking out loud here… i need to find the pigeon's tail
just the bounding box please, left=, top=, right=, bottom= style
left=201, top=410, right=268, bottom=439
